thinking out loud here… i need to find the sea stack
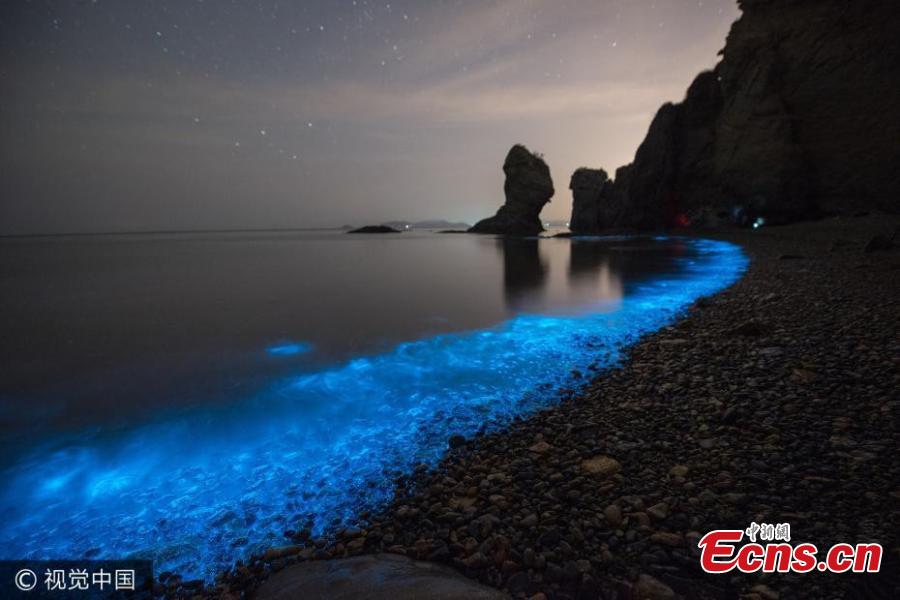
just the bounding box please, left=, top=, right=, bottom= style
left=568, top=168, right=609, bottom=234
left=469, top=144, right=554, bottom=236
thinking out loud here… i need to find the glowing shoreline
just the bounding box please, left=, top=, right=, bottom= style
left=0, top=238, right=747, bottom=580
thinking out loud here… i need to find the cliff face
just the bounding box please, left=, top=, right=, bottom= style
left=586, top=0, right=900, bottom=231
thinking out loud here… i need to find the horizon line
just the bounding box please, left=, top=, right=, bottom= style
left=0, top=220, right=484, bottom=239
left=0, top=226, right=346, bottom=239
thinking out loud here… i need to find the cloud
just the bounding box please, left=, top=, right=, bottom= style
left=7, top=0, right=725, bottom=136
left=0, top=0, right=741, bottom=233
left=271, top=78, right=670, bottom=123
left=21, top=62, right=673, bottom=143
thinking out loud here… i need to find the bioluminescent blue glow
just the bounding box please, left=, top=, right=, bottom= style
left=0, top=239, right=746, bottom=581
left=266, top=341, right=313, bottom=356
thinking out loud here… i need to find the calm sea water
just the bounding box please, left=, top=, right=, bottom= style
left=0, top=230, right=746, bottom=579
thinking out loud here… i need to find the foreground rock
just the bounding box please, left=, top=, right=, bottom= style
left=579, top=0, right=900, bottom=231
left=347, top=225, right=402, bottom=234
left=255, top=554, right=507, bottom=600
left=469, top=145, right=554, bottom=236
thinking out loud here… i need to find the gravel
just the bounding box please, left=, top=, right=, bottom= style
left=192, top=214, right=900, bottom=599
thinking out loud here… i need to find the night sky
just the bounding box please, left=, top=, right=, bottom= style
left=0, top=0, right=738, bottom=235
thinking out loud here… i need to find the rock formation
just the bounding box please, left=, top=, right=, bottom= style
left=469, top=145, right=554, bottom=236
left=347, top=225, right=401, bottom=234
left=579, top=0, right=900, bottom=231
left=568, top=168, right=608, bottom=234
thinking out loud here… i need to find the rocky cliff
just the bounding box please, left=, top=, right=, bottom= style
left=572, top=0, right=900, bottom=233
left=470, top=145, right=555, bottom=236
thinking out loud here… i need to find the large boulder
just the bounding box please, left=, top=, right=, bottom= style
left=596, top=0, right=900, bottom=230
left=568, top=168, right=608, bottom=233
left=254, top=554, right=507, bottom=600
left=469, top=145, right=554, bottom=236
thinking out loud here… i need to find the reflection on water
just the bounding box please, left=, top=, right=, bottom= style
left=499, top=238, right=548, bottom=310
left=0, top=233, right=747, bottom=581
left=0, top=232, right=650, bottom=444
left=569, top=237, right=615, bottom=282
